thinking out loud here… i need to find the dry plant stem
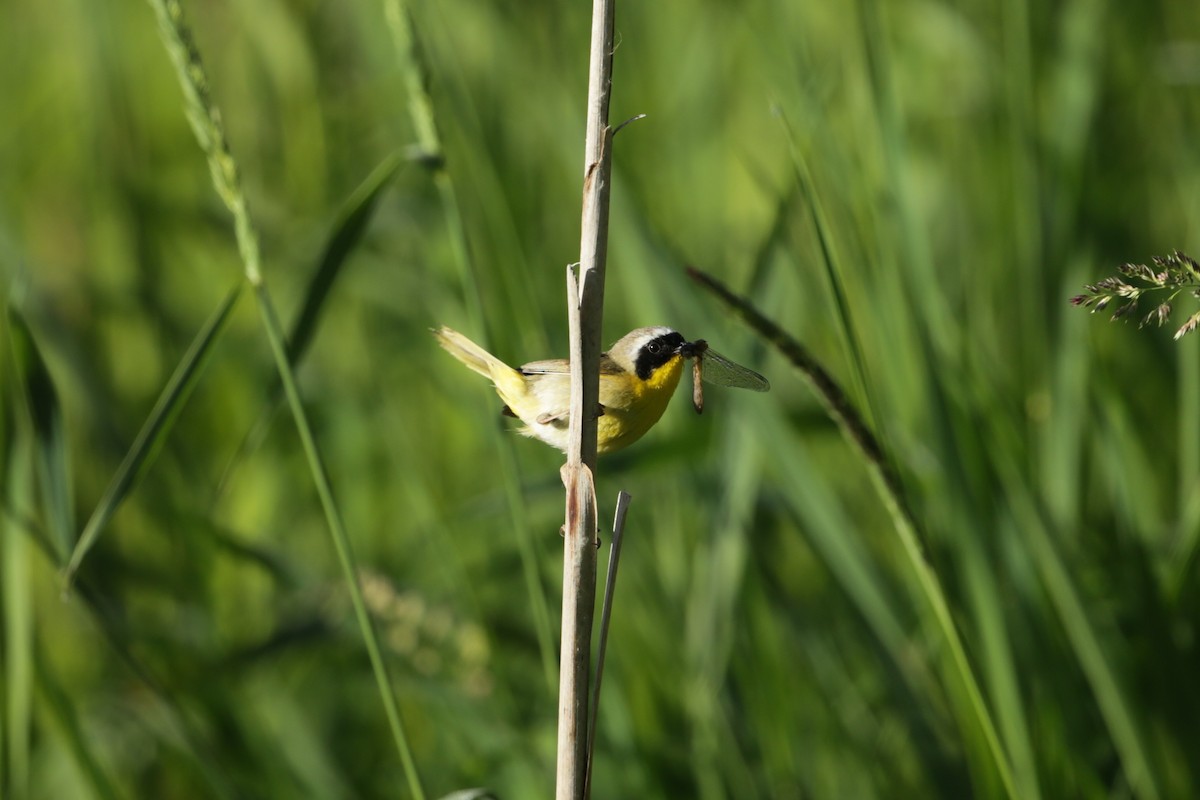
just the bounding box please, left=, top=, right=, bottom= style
left=558, top=261, right=604, bottom=800
left=584, top=490, right=633, bottom=800
left=558, top=0, right=616, bottom=797
left=685, top=265, right=1019, bottom=800
left=558, top=456, right=599, bottom=800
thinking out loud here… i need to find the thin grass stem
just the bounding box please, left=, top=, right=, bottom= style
left=686, top=265, right=1019, bottom=800
left=64, top=284, right=242, bottom=585
left=146, top=1, right=425, bottom=795
left=382, top=0, right=558, bottom=691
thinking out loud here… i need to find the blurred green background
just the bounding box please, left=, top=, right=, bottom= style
left=4, top=0, right=1200, bottom=797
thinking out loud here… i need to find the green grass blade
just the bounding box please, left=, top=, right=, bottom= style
left=5, top=306, right=73, bottom=560
left=286, top=152, right=407, bottom=364
left=855, top=0, right=950, bottom=350
left=51, top=541, right=240, bottom=799
left=215, top=152, right=408, bottom=498
left=253, top=283, right=428, bottom=799
left=147, top=2, right=427, bottom=794
left=63, top=283, right=243, bottom=585
left=777, top=114, right=877, bottom=431
left=3, top=304, right=49, bottom=797
left=383, top=0, right=484, bottom=328
left=1173, top=334, right=1200, bottom=597
left=0, top=297, right=6, bottom=794
left=998, top=454, right=1163, bottom=800
left=683, top=428, right=762, bottom=800
left=4, top=502, right=206, bottom=792
left=961, top=529, right=1042, bottom=800
left=383, top=0, right=557, bottom=689
left=686, top=267, right=1019, bottom=800
left=761, top=409, right=943, bottom=716
left=34, top=641, right=123, bottom=800
left=3, top=428, right=34, bottom=799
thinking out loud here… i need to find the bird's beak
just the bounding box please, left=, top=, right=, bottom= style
left=680, top=339, right=708, bottom=359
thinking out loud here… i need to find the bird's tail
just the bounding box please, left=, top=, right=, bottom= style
left=435, top=327, right=529, bottom=410
left=434, top=326, right=502, bottom=378
left=432, top=328, right=525, bottom=410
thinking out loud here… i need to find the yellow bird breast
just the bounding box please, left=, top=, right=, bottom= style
left=595, top=354, right=685, bottom=453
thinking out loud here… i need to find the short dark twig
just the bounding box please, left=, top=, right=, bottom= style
left=685, top=265, right=912, bottom=528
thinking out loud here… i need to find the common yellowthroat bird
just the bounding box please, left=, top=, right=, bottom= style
left=435, top=326, right=768, bottom=454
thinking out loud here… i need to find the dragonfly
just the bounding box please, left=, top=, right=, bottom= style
left=680, top=339, right=770, bottom=414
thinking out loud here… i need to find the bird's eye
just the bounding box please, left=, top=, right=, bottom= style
left=646, top=341, right=662, bottom=355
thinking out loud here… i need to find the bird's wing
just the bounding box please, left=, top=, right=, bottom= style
left=520, top=355, right=625, bottom=375
left=519, top=358, right=569, bottom=375
left=599, top=354, right=625, bottom=374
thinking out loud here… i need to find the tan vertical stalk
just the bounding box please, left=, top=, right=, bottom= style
left=556, top=0, right=616, bottom=797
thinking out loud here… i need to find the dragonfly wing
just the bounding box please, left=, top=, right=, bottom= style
left=700, top=349, right=770, bottom=391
